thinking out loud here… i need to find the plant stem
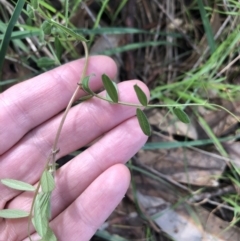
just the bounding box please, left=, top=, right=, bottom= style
left=51, top=41, right=89, bottom=166
left=27, top=41, right=89, bottom=241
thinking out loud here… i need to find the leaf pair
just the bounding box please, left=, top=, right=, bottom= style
left=136, top=107, right=190, bottom=137
left=25, top=170, right=56, bottom=240
left=0, top=179, right=36, bottom=218
left=32, top=170, right=56, bottom=240
left=133, top=84, right=151, bottom=136
left=82, top=74, right=149, bottom=105
left=0, top=170, right=55, bottom=234
left=82, top=74, right=151, bottom=136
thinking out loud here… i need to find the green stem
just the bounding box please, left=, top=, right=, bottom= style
left=65, top=0, right=69, bottom=27
left=82, top=92, right=240, bottom=124
left=84, top=92, right=209, bottom=108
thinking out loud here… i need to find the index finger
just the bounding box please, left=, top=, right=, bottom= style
left=0, top=56, right=117, bottom=154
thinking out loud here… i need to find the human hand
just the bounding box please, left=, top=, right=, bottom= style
left=0, top=56, right=149, bottom=241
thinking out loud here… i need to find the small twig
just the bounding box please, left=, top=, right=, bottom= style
left=217, top=53, right=240, bottom=77
left=188, top=185, right=235, bottom=203
left=191, top=198, right=235, bottom=212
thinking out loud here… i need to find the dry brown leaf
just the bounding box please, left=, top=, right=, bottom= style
left=136, top=191, right=240, bottom=241
left=139, top=133, right=226, bottom=187
left=90, top=34, right=123, bottom=55
left=148, top=109, right=198, bottom=140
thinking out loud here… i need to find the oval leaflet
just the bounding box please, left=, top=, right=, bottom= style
left=136, top=108, right=151, bottom=136
left=134, top=84, right=148, bottom=106
left=102, top=74, right=119, bottom=103
left=173, top=108, right=190, bottom=124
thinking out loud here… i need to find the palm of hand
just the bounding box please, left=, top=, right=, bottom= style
left=0, top=56, right=149, bottom=241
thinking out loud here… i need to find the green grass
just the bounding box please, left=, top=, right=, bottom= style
left=0, top=0, right=25, bottom=78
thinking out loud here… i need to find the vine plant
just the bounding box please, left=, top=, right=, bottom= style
left=0, top=1, right=240, bottom=241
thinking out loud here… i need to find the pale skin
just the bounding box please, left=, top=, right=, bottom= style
left=0, top=56, right=149, bottom=241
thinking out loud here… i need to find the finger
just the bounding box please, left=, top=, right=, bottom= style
left=25, top=164, right=130, bottom=241
left=4, top=116, right=146, bottom=240
left=0, top=56, right=117, bottom=154
left=0, top=81, right=149, bottom=206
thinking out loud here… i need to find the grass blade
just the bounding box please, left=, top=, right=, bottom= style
left=100, top=41, right=175, bottom=55
left=196, top=112, right=228, bottom=157
left=197, top=0, right=216, bottom=53
left=54, top=36, right=63, bottom=61
left=0, top=0, right=25, bottom=78
left=143, top=135, right=239, bottom=150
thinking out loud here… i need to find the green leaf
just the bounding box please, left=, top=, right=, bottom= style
left=41, top=20, right=52, bottom=35
left=106, top=81, right=118, bottom=101
left=39, top=29, right=45, bottom=43
left=54, top=37, right=63, bottom=61
left=41, top=171, right=55, bottom=193
left=1, top=179, right=35, bottom=192
left=40, top=227, right=57, bottom=241
left=50, top=20, right=87, bottom=41
left=133, top=84, right=148, bottom=106
left=197, top=0, right=216, bottom=53
left=36, top=57, right=56, bottom=68
left=0, top=0, right=25, bottom=76
left=31, top=0, right=39, bottom=9
left=33, top=193, right=51, bottom=237
left=173, top=108, right=190, bottom=124
left=81, top=76, right=94, bottom=95
left=102, top=74, right=118, bottom=103
left=27, top=4, right=35, bottom=19
left=136, top=108, right=151, bottom=136
left=0, top=209, right=29, bottom=218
